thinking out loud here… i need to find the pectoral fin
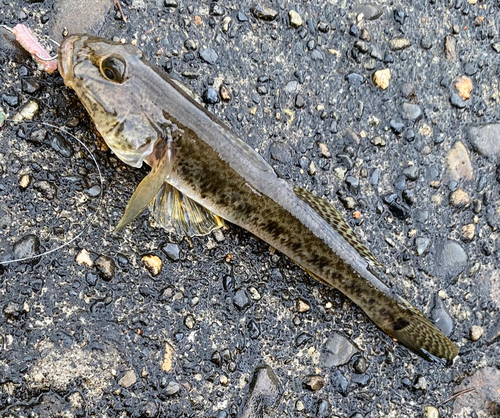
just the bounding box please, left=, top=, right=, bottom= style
left=115, top=139, right=172, bottom=232
left=150, top=183, right=224, bottom=237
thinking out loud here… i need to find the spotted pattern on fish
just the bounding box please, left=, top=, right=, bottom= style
left=294, top=187, right=383, bottom=269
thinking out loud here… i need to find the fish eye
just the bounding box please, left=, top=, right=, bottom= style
left=100, top=56, right=126, bottom=83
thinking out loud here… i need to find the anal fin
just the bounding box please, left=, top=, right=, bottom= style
left=294, top=186, right=383, bottom=269
left=151, top=183, right=224, bottom=237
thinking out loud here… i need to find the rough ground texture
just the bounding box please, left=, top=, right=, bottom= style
left=1, top=0, right=500, bottom=417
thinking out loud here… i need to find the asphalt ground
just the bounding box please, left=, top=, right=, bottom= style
left=1, top=1, right=500, bottom=417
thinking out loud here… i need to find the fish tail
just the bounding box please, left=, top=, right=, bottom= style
left=365, top=294, right=459, bottom=364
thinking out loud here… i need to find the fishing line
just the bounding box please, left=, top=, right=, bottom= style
left=0, top=119, right=104, bottom=265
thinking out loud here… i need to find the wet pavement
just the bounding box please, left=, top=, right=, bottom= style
left=1, top=0, right=500, bottom=417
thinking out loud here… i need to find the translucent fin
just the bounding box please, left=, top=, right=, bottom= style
left=115, top=139, right=172, bottom=232
left=150, top=183, right=224, bottom=237
left=294, top=186, right=383, bottom=269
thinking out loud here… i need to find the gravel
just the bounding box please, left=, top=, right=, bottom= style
left=1, top=1, right=499, bottom=417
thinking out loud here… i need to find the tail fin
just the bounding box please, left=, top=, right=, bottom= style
left=376, top=296, right=459, bottom=364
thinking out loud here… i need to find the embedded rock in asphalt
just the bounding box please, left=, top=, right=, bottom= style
left=432, top=240, right=467, bottom=280
left=319, top=333, right=357, bottom=367
left=430, top=294, right=454, bottom=337
left=240, top=364, right=282, bottom=418
left=453, top=368, right=500, bottom=417
left=446, top=141, right=473, bottom=181
left=469, top=124, right=500, bottom=162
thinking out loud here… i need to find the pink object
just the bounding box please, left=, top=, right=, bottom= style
left=11, top=24, right=58, bottom=74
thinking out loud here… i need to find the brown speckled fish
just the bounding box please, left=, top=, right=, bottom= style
left=58, top=35, right=459, bottom=364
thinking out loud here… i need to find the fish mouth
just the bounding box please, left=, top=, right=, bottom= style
left=58, top=35, right=80, bottom=87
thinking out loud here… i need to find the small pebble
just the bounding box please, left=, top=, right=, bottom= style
left=468, top=124, right=500, bottom=162
left=162, top=243, right=180, bottom=261
left=75, top=249, right=93, bottom=267
left=19, top=174, right=30, bottom=189
left=372, top=68, right=391, bottom=89
left=220, top=85, right=231, bottom=101
left=449, top=189, right=470, bottom=208
left=302, top=375, right=324, bottom=391
left=184, top=314, right=195, bottom=329
left=165, top=381, right=180, bottom=395
left=454, top=76, right=473, bottom=100
left=296, top=400, right=305, bottom=411
left=461, top=224, right=475, bottom=241
left=470, top=325, right=484, bottom=341
left=94, top=255, right=116, bottom=281
left=118, top=370, right=137, bottom=388
left=252, top=5, right=278, bottom=20
left=353, top=356, right=367, bottom=374
left=318, top=143, right=331, bottom=158
left=423, top=404, right=439, bottom=418
left=13, top=234, right=40, bottom=259
left=296, top=299, right=310, bottom=313
left=233, top=289, right=250, bottom=310
left=289, top=10, right=302, bottom=28
left=142, top=254, right=162, bottom=276
left=402, top=103, right=422, bottom=121
left=446, top=141, right=473, bottom=181
left=390, top=38, right=410, bottom=50
left=12, top=100, right=38, bottom=121
left=199, top=48, right=218, bottom=65
left=203, top=87, right=219, bottom=104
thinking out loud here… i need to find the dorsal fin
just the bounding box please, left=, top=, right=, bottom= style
left=293, top=186, right=383, bottom=269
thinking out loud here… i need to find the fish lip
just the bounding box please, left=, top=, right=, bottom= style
left=58, top=35, right=79, bottom=86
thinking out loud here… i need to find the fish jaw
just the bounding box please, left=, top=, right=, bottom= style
left=58, top=35, right=79, bottom=88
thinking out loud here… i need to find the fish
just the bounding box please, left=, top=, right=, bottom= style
left=57, top=34, right=459, bottom=364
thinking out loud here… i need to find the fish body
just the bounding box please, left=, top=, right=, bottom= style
left=58, top=35, right=459, bottom=363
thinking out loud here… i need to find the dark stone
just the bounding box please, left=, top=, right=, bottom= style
left=450, top=93, right=466, bottom=108
left=430, top=294, right=454, bottom=336
left=51, top=133, right=73, bottom=158
left=22, top=78, right=40, bottom=93
left=403, top=165, right=420, bottom=180
left=247, top=319, right=260, bottom=339
left=209, top=3, right=224, bottom=16
left=390, top=120, right=405, bottom=134
left=233, top=289, right=250, bottom=310
left=203, top=88, right=219, bottom=104
left=346, top=73, right=364, bottom=87
left=388, top=201, right=410, bottom=220
left=432, top=240, right=467, bottom=279
left=237, top=11, right=248, bottom=22
left=13, top=234, right=40, bottom=259
left=199, top=48, right=218, bottom=64
left=94, top=255, right=116, bottom=281
left=162, top=243, right=180, bottom=261
left=353, top=356, right=367, bottom=374
left=331, top=369, right=348, bottom=395
left=240, top=364, right=282, bottom=418
left=252, top=5, right=278, bottom=21
left=295, top=94, right=305, bottom=108
left=318, top=22, right=329, bottom=33
left=2, top=94, right=19, bottom=107
left=269, top=142, right=293, bottom=163
left=394, top=10, right=406, bottom=24
left=295, top=332, right=313, bottom=347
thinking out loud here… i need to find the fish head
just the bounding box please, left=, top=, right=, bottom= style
left=58, top=34, right=161, bottom=168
